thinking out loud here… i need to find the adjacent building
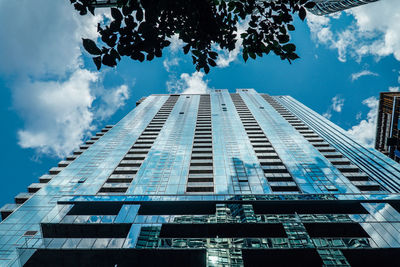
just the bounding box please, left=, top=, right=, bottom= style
left=375, top=92, right=400, bottom=162
left=309, top=0, right=379, bottom=15
left=1, top=89, right=400, bottom=266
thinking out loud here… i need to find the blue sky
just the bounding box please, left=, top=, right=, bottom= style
left=0, top=0, right=399, bottom=206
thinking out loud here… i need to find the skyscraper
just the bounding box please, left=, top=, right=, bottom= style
left=375, top=92, right=400, bottom=162
left=1, top=89, right=400, bottom=266
left=309, top=0, right=379, bottom=15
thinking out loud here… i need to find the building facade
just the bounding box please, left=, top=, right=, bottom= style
left=375, top=92, right=400, bottom=162
left=309, top=0, right=379, bottom=15
left=1, top=89, right=400, bottom=266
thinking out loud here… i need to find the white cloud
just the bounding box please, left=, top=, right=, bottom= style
left=15, top=69, right=97, bottom=157
left=163, top=21, right=248, bottom=71
left=347, top=96, right=379, bottom=148
left=168, top=34, right=185, bottom=53
left=163, top=58, right=180, bottom=72
left=0, top=0, right=101, bottom=77
left=0, top=0, right=129, bottom=157
left=14, top=70, right=131, bottom=157
left=215, top=21, right=248, bottom=68
left=307, top=13, right=341, bottom=59
left=167, top=72, right=210, bottom=94
left=388, top=70, right=400, bottom=91
left=351, top=70, right=379, bottom=81
left=215, top=46, right=241, bottom=68
left=322, top=112, right=332, bottom=120
left=332, top=95, right=345, bottom=112
left=307, top=12, right=362, bottom=63
left=349, top=0, right=400, bottom=61
left=163, top=34, right=184, bottom=72
left=96, top=84, right=130, bottom=120
left=356, top=111, right=362, bottom=120
left=307, top=13, right=332, bottom=45
left=307, top=0, right=400, bottom=63
left=323, top=95, right=345, bottom=119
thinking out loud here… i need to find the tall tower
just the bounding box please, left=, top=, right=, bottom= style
left=375, top=92, right=400, bottom=162
left=309, top=0, right=379, bottom=15
left=1, top=89, right=400, bottom=266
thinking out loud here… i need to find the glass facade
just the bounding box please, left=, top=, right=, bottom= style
left=309, top=0, right=379, bottom=15
left=375, top=92, right=400, bottom=162
left=1, top=89, right=400, bottom=266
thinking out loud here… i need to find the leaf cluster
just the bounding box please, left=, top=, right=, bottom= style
left=71, top=0, right=315, bottom=72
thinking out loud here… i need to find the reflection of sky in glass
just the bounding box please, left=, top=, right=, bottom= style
left=239, top=89, right=359, bottom=194
left=5, top=91, right=400, bottom=266
left=127, top=95, right=197, bottom=195
left=0, top=95, right=167, bottom=265
left=276, top=95, right=400, bottom=193
left=212, top=90, right=270, bottom=194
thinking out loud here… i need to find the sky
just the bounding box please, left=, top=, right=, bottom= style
left=0, top=0, right=399, bottom=206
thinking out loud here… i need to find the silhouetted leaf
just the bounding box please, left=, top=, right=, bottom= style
left=102, top=53, right=117, bottom=67
left=287, top=24, right=295, bottom=31
left=110, top=48, right=121, bottom=61
left=288, top=53, right=300, bottom=60
left=209, top=51, right=218, bottom=60
left=72, top=0, right=308, bottom=73
left=138, top=52, right=145, bottom=62
left=155, top=49, right=162, bottom=57
left=277, top=34, right=290, bottom=44
left=136, top=8, right=143, bottom=21
left=74, top=3, right=87, bottom=15
left=204, top=64, right=210, bottom=74
left=249, top=52, right=256, bottom=59
left=110, top=20, right=121, bottom=32
left=283, top=43, right=296, bottom=52
left=183, top=44, right=190, bottom=54
left=299, top=7, right=306, bottom=21
left=111, top=8, right=123, bottom=21
left=88, top=6, right=95, bottom=15
left=304, top=1, right=316, bottom=9
left=122, top=5, right=134, bottom=16
left=82, top=38, right=102, bottom=55
left=208, top=58, right=216, bottom=67
left=125, top=15, right=136, bottom=29
left=192, top=50, right=201, bottom=57
left=93, top=56, right=101, bottom=70
left=147, top=53, right=154, bottom=61
left=243, top=51, right=248, bottom=62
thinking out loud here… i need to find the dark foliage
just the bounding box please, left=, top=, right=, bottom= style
left=71, top=0, right=315, bottom=73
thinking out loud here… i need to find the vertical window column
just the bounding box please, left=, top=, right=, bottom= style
left=262, top=94, right=383, bottom=193
left=230, top=94, right=300, bottom=193
left=98, top=95, right=179, bottom=194
left=186, top=95, right=214, bottom=193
